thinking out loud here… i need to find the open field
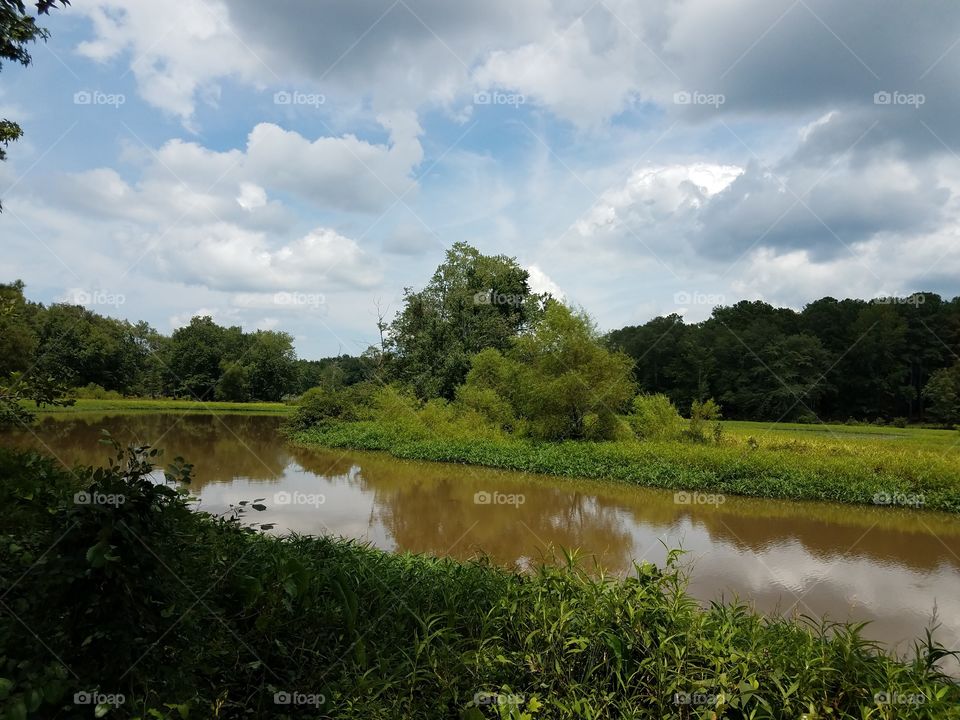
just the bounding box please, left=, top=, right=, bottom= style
left=295, top=419, right=960, bottom=513
left=723, top=419, right=960, bottom=451
left=28, top=398, right=293, bottom=415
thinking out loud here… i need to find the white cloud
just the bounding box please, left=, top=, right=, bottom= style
left=527, top=264, right=564, bottom=299
left=574, top=163, right=743, bottom=239
left=73, top=0, right=265, bottom=122
left=236, top=183, right=267, bottom=211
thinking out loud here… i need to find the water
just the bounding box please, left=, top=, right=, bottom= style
left=5, top=412, right=960, bottom=664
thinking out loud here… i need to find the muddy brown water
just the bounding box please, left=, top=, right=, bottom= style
left=5, top=412, right=960, bottom=666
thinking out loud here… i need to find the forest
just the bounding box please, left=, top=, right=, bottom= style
left=4, top=243, right=959, bottom=424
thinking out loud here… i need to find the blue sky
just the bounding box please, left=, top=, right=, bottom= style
left=3, top=0, right=959, bottom=358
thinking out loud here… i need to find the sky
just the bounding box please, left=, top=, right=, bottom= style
left=2, top=0, right=959, bottom=359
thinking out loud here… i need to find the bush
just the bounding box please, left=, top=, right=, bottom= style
left=69, top=382, right=123, bottom=400
left=628, top=393, right=684, bottom=441
left=287, top=381, right=380, bottom=431
left=454, top=383, right=516, bottom=431
left=686, top=398, right=722, bottom=442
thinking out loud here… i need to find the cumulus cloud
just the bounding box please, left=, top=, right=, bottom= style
left=527, top=264, right=564, bottom=299
left=10, top=0, right=960, bottom=356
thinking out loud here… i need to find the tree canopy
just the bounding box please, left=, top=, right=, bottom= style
left=387, top=242, right=546, bottom=399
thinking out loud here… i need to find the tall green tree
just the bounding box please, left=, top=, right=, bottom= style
left=166, top=317, right=228, bottom=399
left=243, top=331, right=297, bottom=401
left=0, top=280, right=38, bottom=375
left=387, top=242, right=546, bottom=399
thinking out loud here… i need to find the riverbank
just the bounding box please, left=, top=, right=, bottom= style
left=30, top=397, right=293, bottom=415
left=293, top=420, right=960, bottom=513
left=2, top=446, right=957, bottom=719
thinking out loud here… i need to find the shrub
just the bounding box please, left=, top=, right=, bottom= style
left=628, top=393, right=684, bottom=441
left=454, top=383, right=516, bottom=431
left=687, top=398, right=722, bottom=442
left=69, top=382, right=123, bottom=400
left=287, top=381, right=380, bottom=430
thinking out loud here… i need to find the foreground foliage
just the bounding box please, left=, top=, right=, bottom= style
left=1, top=446, right=958, bottom=719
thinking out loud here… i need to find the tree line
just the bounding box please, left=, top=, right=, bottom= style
left=3, top=245, right=960, bottom=425
left=0, top=280, right=365, bottom=402
left=606, top=294, right=960, bottom=423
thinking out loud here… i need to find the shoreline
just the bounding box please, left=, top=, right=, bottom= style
left=293, top=420, right=960, bottom=514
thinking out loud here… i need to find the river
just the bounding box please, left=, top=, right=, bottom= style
left=5, top=411, right=960, bottom=666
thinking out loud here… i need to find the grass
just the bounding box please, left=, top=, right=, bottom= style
left=722, top=420, right=960, bottom=451
left=28, top=397, right=293, bottom=415
left=1, top=445, right=958, bottom=719
left=293, top=420, right=960, bottom=513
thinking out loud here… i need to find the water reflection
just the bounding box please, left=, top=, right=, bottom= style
left=4, top=413, right=960, bottom=661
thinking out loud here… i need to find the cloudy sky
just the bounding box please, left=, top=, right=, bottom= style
left=2, top=0, right=959, bottom=358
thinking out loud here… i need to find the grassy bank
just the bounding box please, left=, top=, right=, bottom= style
left=1, top=446, right=958, bottom=719
left=294, top=421, right=960, bottom=513
left=29, top=397, right=293, bottom=415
